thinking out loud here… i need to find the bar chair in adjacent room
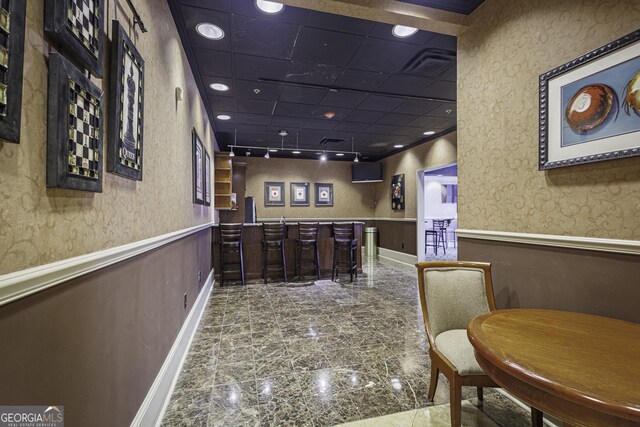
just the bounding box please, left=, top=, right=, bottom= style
left=219, top=223, right=245, bottom=287
left=262, top=222, right=287, bottom=284
left=331, top=222, right=358, bottom=282
left=296, top=222, right=320, bottom=281
left=432, top=219, right=448, bottom=254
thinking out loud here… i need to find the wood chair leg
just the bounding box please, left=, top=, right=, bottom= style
left=263, top=245, right=267, bottom=285
left=331, top=244, right=336, bottom=281
left=531, top=407, right=543, bottom=427
left=450, top=376, right=462, bottom=427
left=315, top=243, right=320, bottom=280
left=281, top=243, right=287, bottom=283
left=427, top=365, right=439, bottom=402
left=349, top=245, right=353, bottom=282
left=477, top=386, right=483, bottom=402
left=240, top=248, right=245, bottom=287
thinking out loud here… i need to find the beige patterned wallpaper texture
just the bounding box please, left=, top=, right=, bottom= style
left=458, top=0, right=640, bottom=239
left=0, top=0, right=215, bottom=275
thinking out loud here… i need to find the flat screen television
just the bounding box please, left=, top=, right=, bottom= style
left=352, top=163, right=383, bottom=183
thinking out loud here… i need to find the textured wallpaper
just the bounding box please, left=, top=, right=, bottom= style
left=0, top=0, right=215, bottom=275
left=458, top=0, right=640, bottom=239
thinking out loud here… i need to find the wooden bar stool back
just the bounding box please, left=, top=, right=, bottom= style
left=296, top=222, right=320, bottom=281
left=331, top=222, right=358, bottom=282
left=262, top=223, right=287, bottom=284
left=219, top=223, right=245, bottom=287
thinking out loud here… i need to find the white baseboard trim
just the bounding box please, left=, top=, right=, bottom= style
left=377, top=247, right=418, bottom=267
left=456, top=229, right=640, bottom=256
left=496, top=389, right=561, bottom=427
left=130, top=269, right=214, bottom=427
left=0, top=222, right=215, bottom=307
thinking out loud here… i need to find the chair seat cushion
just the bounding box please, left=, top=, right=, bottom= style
left=434, top=329, right=485, bottom=376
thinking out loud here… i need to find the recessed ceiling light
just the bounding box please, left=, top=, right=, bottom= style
left=394, top=144, right=404, bottom=148
left=423, top=130, right=436, bottom=136
left=336, top=153, right=344, bottom=156
left=323, top=111, right=336, bottom=119
left=292, top=150, right=301, bottom=154
left=209, top=83, right=229, bottom=91
left=196, top=23, right=224, bottom=40
left=392, top=25, right=418, bottom=38
left=216, top=114, right=231, bottom=120
left=255, top=0, right=284, bottom=14
left=269, top=149, right=278, bottom=152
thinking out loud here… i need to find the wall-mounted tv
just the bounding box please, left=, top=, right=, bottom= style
left=352, top=163, right=383, bottom=183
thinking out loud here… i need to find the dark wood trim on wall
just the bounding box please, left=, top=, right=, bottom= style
left=0, top=229, right=212, bottom=426
left=369, top=220, right=417, bottom=256
left=459, top=237, right=640, bottom=324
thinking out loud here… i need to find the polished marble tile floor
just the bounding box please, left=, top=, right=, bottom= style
left=161, top=258, right=530, bottom=426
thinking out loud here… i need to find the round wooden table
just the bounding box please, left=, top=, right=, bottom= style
left=467, top=309, right=640, bottom=427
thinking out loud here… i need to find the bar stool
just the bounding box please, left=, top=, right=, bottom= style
left=425, top=229, right=440, bottom=255
left=331, top=222, right=358, bottom=282
left=262, top=223, right=287, bottom=284
left=296, top=222, right=320, bottom=281
left=433, top=219, right=448, bottom=254
left=219, top=223, right=245, bottom=287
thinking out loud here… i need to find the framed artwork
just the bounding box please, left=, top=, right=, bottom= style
left=0, top=1, right=27, bottom=143
left=314, top=183, right=333, bottom=207
left=45, top=0, right=104, bottom=78
left=107, top=20, right=144, bottom=180
left=290, top=182, right=309, bottom=206
left=539, top=28, right=640, bottom=170
left=264, top=181, right=285, bottom=206
left=391, top=174, right=405, bottom=210
left=204, top=150, right=211, bottom=206
left=46, top=52, right=104, bottom=192
left=192, top=129, right=204, bottom=205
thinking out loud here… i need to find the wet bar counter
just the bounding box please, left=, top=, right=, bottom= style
left=212, top=222, right=363, bottom=282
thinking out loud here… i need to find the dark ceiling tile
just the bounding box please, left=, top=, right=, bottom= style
left=274, top=101, right=316, bottom=118
left=231, top=15, right=300, bottom=59
left=305, top=11, right=375, bottom=35
left=178, top=0, right=231, bottom=12
left=208, top=94, right=235, bottom=111
left=325, top=130, right=355, bottom=140
left=234, top=79, right=282, bottom=100
left=195, top=48, right=232, bottom=77
left=234, top=54, right=289, bottom=80
left=364, top=124, right=399, bottom=135
left=354, top=133, right=388, bottom=143
left=377, top=112, right=419, bottom=126
left=420, top=80, right=456, bottom=100
left=393, top=99, right=440, bottom=115
left=367, top=22, right=436, bottom=45
left=406, top=115, right=447, bottom=128
left=293, top=27, right=364, bottom=67
left=393, top=0, right=485, bottom=15
left=426, top=103, right=457, bottom=118
left=391, top=126, right=425, bottom=136
left=231, top=1, right=309, bottom=24
left=235, top=98, right=276, bottom=114
left=232, top=113, right=272, bottom=125
left=357, top=95, right=405, bottom=112
left=301, top=119, right=338, bottom=130
left=181, top=6, right=231, bottom=50
left=427, top=33, right=457, bottom=52
left=344, top=110, right=386, bottom=123
left=319, top=91, right=368, bottom=108
left=334, top=69, right=388, bottom=91
left=230, top=124, right=270, bottom=135
left=279, top=86, right=327, bottom=105
left=285, top=62, right=341, bottom=85
left=377, top=74, right=433, bottom=96
left=433, top=119, right=456, bottom=130
left=333, top=121, right=369, bottom=132
left=270, top=116, right=305, bottom=128
left=439, top=64, right=457, bottom=82
left=348, top=39, right=423, bottom=73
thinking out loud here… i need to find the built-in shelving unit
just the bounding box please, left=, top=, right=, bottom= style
left=213, top=153, right=233, bottom=210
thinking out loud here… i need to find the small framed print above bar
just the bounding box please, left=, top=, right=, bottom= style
left=265, top=181, right=285, bottom=207
left=314, top=183, right=333, bottom=207
left=0, top=1, right=26, bottom=143
left=290, top=182, right=309, bottom=206
left=192, top=129, right=204, bottom=205
left=107, top=20, right=144, bottom=180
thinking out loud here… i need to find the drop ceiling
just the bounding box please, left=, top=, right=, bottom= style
left=169, top=0, right=480, bottom=161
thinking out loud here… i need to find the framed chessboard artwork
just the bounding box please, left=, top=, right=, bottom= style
left=290, top=182, right=309, bottom=206
left=0, top=1, right=27, bottom=143
left=45, top=0, right=104, bottom=78
left=204, top=149, right=211, bottom=206
left=192, top=129, right=204, bottom=205
left=314, top=183, right=333, bottom=207
left=46, top=52, right=104, bottom=192
left=264, top=182, right=285, bottom=207
left=107, top=20, right=144, bottom=180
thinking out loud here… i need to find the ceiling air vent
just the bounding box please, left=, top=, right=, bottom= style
left=319, top=138, right=344, bottom=145
left=404, top=49, right=455, bottom=77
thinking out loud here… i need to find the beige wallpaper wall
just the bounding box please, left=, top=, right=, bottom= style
left=375, top=132, right=457, bottom=218
left=0, top=0, right=215, bottom=275
left=458, top=0, right=640, bottom=239
left=243, top=157, right=377, bottom=220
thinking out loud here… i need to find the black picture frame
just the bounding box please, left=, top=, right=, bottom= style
left=0, top=1, right=26, bottom=143
left=314, top=183, right=333, bottom=207
left=107, top=20, right=144, bottom=180
left=539, top=28, right=640, bottom=170
left=192, top=129, right=204, bottom=205
left=264, top=181, right=285, bottom=206
left=204, top=149, right=211, bottom=206
left=290, top=182, right=310, bottom=206
left=391, top=174, right=405, bottom=210
left=45, top=0, right=104, bottom=78
left=46, top=52, right=104, bottom=192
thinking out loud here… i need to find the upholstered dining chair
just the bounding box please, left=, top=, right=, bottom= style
left=415, top=261, right=499, bottom=427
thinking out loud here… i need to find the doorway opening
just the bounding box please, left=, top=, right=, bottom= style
left=416, top=163, right=458, bottom=262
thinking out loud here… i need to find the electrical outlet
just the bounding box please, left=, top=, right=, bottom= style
left=401, top=243, right=405, bottom=249
left=183, top=293, right=187, bottom=309
left=198, top=271, right=201, bottom=282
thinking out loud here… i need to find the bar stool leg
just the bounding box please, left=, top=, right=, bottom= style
left=349, top=244, right=353, bottom=282
left=315, top=242, right=320, bottom=280
left=240, top=247, right=245, bottom=287
left=220, top=249, right=225, bottom=287
left=281, top=242, right=287, bottom=283
left=263, top=243, right=268, bottom=284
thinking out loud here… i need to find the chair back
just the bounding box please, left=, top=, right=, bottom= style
left=332, top=222, right=354, bottom=241
left=416, top=261, right=496, bottom=343
left=432, top=219, right=448, bottom=230
left=298, top=222, right=319, bottom=241
left=220, top=223, right=243, bottom=244
left=263, top=222, right=286, bottom=243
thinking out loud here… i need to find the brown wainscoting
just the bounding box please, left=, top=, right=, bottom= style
left=0, top=228, right=212, bottom=427
left=370, top=219, right=417, bottom=255
left=459, top=237, right=640, bottom=324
